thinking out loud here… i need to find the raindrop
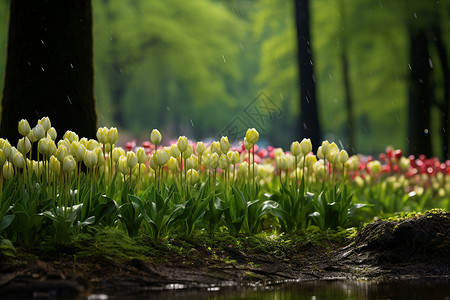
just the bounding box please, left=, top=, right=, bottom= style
left=413, top=12, right=418, bottom=19
left=221, top=54, right=227, bottom=63
left=424, top=128, right=429, bottom=134
left=280, top=92, right=284, bottom=100
left=338, top=140, right=344, bottom=149
left=27, top=61, right=31, bottom=66
left=67, top=95, right=72, bottom=104
left=395, top=114, right=400, bottom=122
left=119, top=68, right=124, bottom=74
left=309, top=60, right=313, bottom=66
left=428, top=58, right=433, bottom=68
left=190, top=120, right=194, bottom=127
left=166, top=106, right=170, bottom=111
left=408, top=63, right=412, bottom=70
left=41, top=67, right=45, bottom=72
left=41, top=39, right=44, bottom=44
left=70, top=63, right=74, bottom=68
left=328, top=73, right=333, bottom=80
left=303, top=122, right=307, bottom=130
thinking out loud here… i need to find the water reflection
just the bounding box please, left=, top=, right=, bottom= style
left=110, top=280, right=450, bottom=300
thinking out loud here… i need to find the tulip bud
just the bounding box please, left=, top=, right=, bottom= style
left=238, top=161, right=248, bottom=178
left=84, top=150, right=98, bottom=168
left=18, top=119, right=31, bottom=137
left=219, top=154, right=229, bottom=170
left=244, top=137, right=252, bottom=151
left=186, top=154, right=198, bottom=170
left=96, top=148, right=105, bottom=167
left=112, top=147, right=125, bottom=163
left=305, top=153, right=317, bottom=168
left=290, top=141, right=301, bottom=157
left=86, top=139, right=99, bottom=151
left=227, top=151, right=239, bottom=165
left=209, top=152, right=219, bottom=169
left=150, top=129, right=162, bottom=146
left=220, top=136, right=230, bottom=153
left=47, top=139, right=57, bottom=156
left=167, top=156, right=178, bottom=171
left=3, top=162, right=14, bottom=180
left=75, top=143, right=87, bottom=161
left=62, top=155, right=76, bottom=174
left=321, top=141, right=330, bottom=158
left=63, top=130, right=79, bottom=143
left=276, top=155, right=288, bottom=170
left=118, top=156, right=129, bottom=175
left=17, top=137, right=31, bottom=155
left=367, top=160, right=382, bottom=175
left=49, top=155, right=60, bottom=175
left=149, top=154, right=158, bottom=171
left=47, top=127, right=57, bottom=141
left=187, top=169, right=199, bottom=183
left=38, top=117, right=51, bottom=132
left=182, top=145, right=193, bottom=160
left=13, top=152, right=25, bottom=169
left=155, top=148, right=169, bottom=166
left=96, top=127, right=108, bottom=144
left=169, top=143, right=180, bottom=158
left=245, top=128, right=259, bottom=145
left=126, top=151, right=138, bottom=169
left=300, top=138, right=312, bottom=156
left=177, top=136, right=188, bottom=153
left=108, top=127, right=119, bottom=145
left=399, top=156, right=410, bottom=171
left=211, top=141, right=221, bottom=155
left=196, top=141, right=206, bottom=155
left=38, top=137, right=50, bottom=155
left=32, top=124, right=45, bottom=141
left=27, top=131, right=37, bottom=143
left=339, top=150, right=349, bottom=164
left=136, top=147, right=147, bottom=164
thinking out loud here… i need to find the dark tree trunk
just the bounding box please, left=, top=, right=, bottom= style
left=338, top=0, right=355, bottom=155
left=433, top=27, right=450, bottom=160
left=294, top=0, right=321, bottom=149
left=1, top=0, right=97, bottom=144
left=408, top=29, right=433, bottom=158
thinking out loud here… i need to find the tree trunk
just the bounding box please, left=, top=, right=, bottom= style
left=433, top=27, right=450, bottom=160
left=1, top=0, right=97, bottom=144
left=338, top=0, right=355, bottom=155
left=294, top=0, right=322, bottom=149
left=408, top=28, right=433, bottom=158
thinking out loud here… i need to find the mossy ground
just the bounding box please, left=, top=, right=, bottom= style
left=1, top=210, right=449, bottom=298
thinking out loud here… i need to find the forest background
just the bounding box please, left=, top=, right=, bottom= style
left=0, top=0, right=449, bottom=157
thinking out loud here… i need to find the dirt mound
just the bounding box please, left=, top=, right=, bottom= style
left=354, top=210, right=450, bottom=264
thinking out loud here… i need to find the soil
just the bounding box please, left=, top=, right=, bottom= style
left=1, top=210, right=449, bottom=298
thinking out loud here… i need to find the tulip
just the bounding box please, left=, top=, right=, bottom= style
left=32, top=123, right=45, bottom=140
left=149, top=154, right=158, bottom=171
left=84, top=150, right=98, bottom=168
left=219, top=154, right=229, bottom=170
left=126, top=151, right=138, bottom=169
left=227, top=150, right=239, bottom=165
left=182, top=145, right=193, bottom=160
left=86, top=139, right=99, bottom=150
left=47, top=127, right=57, bottom=141
left=177, top=136, right=188, bottom=153
left=118, top=156, right=129, bottom=175
left=339, top=150, right=349, bottom=164
left=13, top=152, right=25, bottom=169
left=62, top=155, right=76, bottom=174
left=186, top=154, right=198, bottom=170
left=150, top=129, right=162, bottom=146
left=112, top=147, right=125, bottom=163
left=96, top=127, right=108, bottom=144
left=220, top=136, right=230, bottom=153
left=170, top=144, right=181, bottom=158
left=187, top=169, right=199, bottom=183
left=63, top=130, right=79, bottom=143
left=209, top=153, right=219, bottom=169
left=245, top=128, right=259, bottom=145
left=108, top=127, right=119, bottom=145
left=49, top=155, right=60, bottom=175
left=196, top=141, right=206, bottom=155
left=136, top=147, right=147, bottom=164
left=38, top=117, right=51, bottom=132
left=276, top=155, right=288, bottom=170
left=3, top=162, right=14, bottom=180
left=155, top=148, right=169, bottom=166
left=75, top=143, right=87, bottom=161
left=211, top=141, right=221, bottom=155
left=290, top=141, right=301, bottom=157
left=0, top=149, right=6, bottom=165
left=18, top=119, right=31, bottom=137
left=167, top=156, right=178, bottom=171
left=17, top=137, right=31, bottom=155
left=300, top=138, right=312, bottom=156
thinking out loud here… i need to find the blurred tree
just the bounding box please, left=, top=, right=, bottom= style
left=93, top=0, right=242, bottom=139
left=0, top=0, right=97, bottom=143
left=294, top=0, right=322, bottom=149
